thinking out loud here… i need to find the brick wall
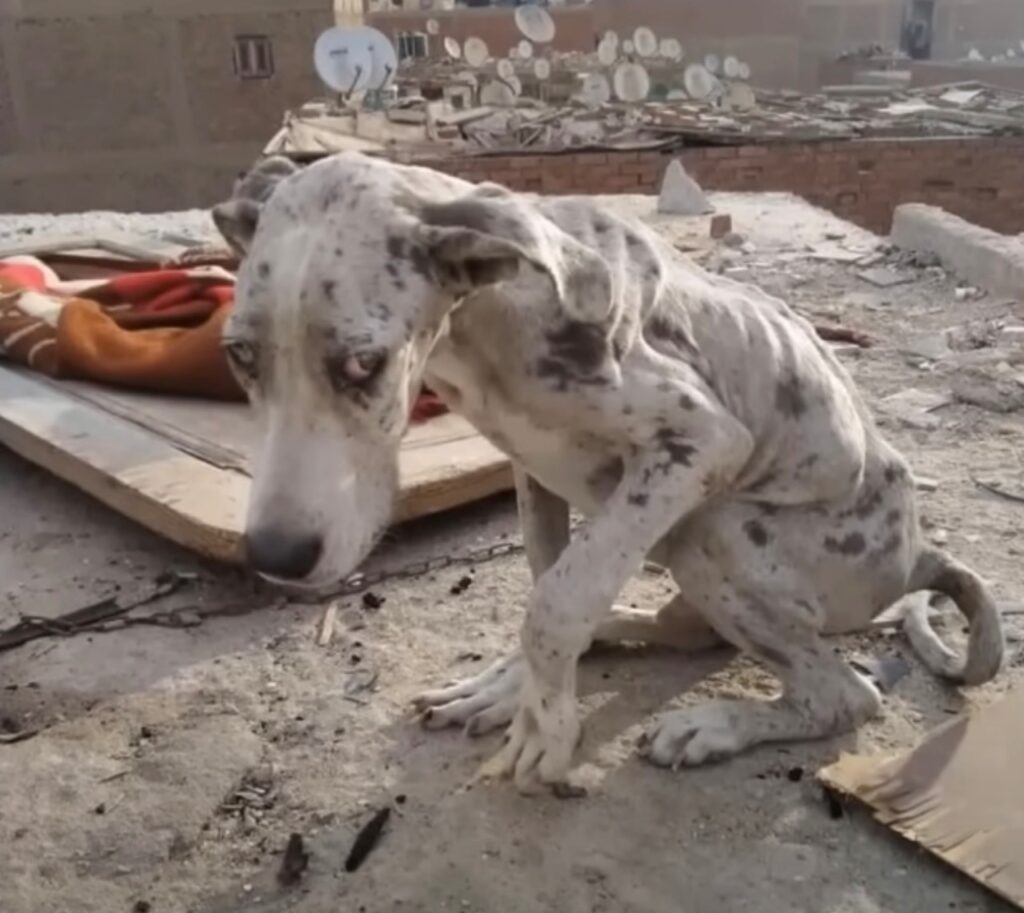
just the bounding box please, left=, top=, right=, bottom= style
left=413, top=137, right=1024, bottom=236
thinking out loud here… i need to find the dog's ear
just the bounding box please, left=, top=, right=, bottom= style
left=212, top=156, right=301, bottom=256
left=412, top=188, right=613, bottom=322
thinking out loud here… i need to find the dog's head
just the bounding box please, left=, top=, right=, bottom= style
left=214, top=152, right=611, bottom=587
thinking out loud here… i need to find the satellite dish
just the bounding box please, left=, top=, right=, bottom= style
left=480, top=79, right=516, bottom=107
left=723, top=81, right=755, bottom=110
left=579, top=72, right=612, bottom=106
left=444, top=36, right=462, bottom=59
left=738, top=61, right=751, bottom=80
left=597, top=38, right=618, bottom=66
left=314, top=28, right=373, bottom=93
left=439, top=0, right=455, bottom=8
left=622, top=39, right=635, bottom=55
left=704, top=53, right=721, bottom=74
left=659, top=38, right=683, bottom=62
left=346, top=26, right=398, bottom=90
left=515, top=5, right=556, bottom=44
left=684, top=63, right=715, bottom=100
left=602, top=30, right=619, bottom=49
left=426, top=18, right=440, bottom=35
left=723, top=56, right=741, bottom=79
left=497, top=58, right=515, bottom=80
left=505, top=74, right=523, bottom=96
left=464, top=36, right=489, bottom=68
left=613, top=62, right=651, bottom=102
left=534, top=58, right=551, bottom=80
left=518, top=39, right=534, bottom=59
left=455, top=69, right=478, bottom=87
left=633, top=27, right=658, bottom=58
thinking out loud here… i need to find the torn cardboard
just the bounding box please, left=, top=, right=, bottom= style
left=820, top=688, right=1024, bottom=907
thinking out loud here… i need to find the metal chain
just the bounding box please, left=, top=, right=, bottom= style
left=1, top=536, right=527, bottom=648
left=323, top=537, right=525, bottom=599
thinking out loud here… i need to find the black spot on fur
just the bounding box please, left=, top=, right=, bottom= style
left=627, top=492, right=649, bottom=507
left=824, top=532, right=866, bottom=556
left=648, top=315, right=693, bottom=352
left=776, top=374, right=807, bottom=419
left=334, top=247, right=343, bottom=257
left=743, top=519, right=770, bottom=547
left=883, top=462, right=908, bottom=484
left=256, top=261, right=272, bottom=280
left=593, top=218, right=610, bottom=234
left=386, top=235, right=406, bottom=260
left=537, top=321, right=609, bottom=390
left=655, top=429, right=697, bottom=466
left=885, top=509, right=901, bottom=527
left=322, top=280, right=336, bottom=299
left=586, top=460, right=623, bottom=499
left=625, top=232, right=642, bottom=248
left=850, top=487, right=883, bottom=520
left=796, top=453, right=819, bottom=473
left=679, top=394, right=695, bottom=411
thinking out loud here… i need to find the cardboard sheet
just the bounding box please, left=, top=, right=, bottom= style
left=820, top=688, right=1024, bottom=907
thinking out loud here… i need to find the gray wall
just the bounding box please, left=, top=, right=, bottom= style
left=0, top=0, right=332, bottom=213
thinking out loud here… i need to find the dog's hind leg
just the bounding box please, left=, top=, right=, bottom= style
left=642, top=548, right=881, bottom=769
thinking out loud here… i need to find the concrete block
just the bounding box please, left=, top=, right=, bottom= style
left=891, top=203, right=1024, bottom=299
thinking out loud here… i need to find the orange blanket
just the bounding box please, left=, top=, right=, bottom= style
left=0, top=259, right=447, bottom=421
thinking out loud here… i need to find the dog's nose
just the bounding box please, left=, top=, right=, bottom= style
left=244, top=527, right=323, bottom=580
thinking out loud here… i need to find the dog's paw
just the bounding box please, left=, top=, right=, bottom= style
left=639, top=701, right=747, bottom=770
left=412, top=653, right=523, bottom=736
left=477, top=677, right=581, bottom=796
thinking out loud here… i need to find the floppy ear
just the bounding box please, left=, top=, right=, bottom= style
left=212, top=156, right=301, bottom=256
left=412, top=187, right=613, bottom=323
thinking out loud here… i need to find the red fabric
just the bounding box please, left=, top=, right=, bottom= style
left=0, top=262, right=49, bottom=292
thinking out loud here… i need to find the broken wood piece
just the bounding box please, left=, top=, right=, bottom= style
left=811, top=324, right=874, bottom=348
left=344, top=806, right=391, bottom=872
left=278, top=833, right=310, bottom=886
left=317, top=602, right=339, bottom=646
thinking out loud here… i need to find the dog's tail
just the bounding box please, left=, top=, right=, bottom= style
left=904, top=548, right=1004, bottom=686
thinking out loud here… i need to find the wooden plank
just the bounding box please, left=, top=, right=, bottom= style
left=0, top=366, right=513, bottom=564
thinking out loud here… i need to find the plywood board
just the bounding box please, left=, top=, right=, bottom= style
left=819, top=688, right=1024, bottom=909
left=0, top=366, right=513, bottom=563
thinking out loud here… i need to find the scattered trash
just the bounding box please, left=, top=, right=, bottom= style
left=787, top=766, right=805, bottom=783
left=277, top=833, right=310, bottom=887
left=450, top=575, right=474, bottom=596
left=344, top=806, right=391, bottom=873
left=362, top=592, right=385, bottom=610
left=850, top=654, right=912, bottom=692
left=914, top=476, right=940, bottom=492
left=856, top=266, right=916, bottom=288
left=657, top=159, right=713, bottom=216
left=709, top=213, right=732, bottom=239
left=951, top=367, right=1024, bottom=413
left=972, top=475, right=1024, bottom=505
left=823, top=788, right=845, bottom=820
left=316, top=602, right=338, bottom=647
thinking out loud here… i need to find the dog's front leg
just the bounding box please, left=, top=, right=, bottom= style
left=483, top=412, right=753, bottom=794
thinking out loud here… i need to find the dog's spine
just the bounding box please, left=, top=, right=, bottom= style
left=906, top=548, right=1004, bottom=686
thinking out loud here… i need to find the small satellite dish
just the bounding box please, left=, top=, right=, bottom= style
left=1009, top=48, right=1017, bottom=58
left=597, top=38, right=618, bottom=66
left=603, top=30, right=619, bottom=49
left=667, top=88, right=688, bottom=101
left=622, top=39, right=635, bottom=55
left=314, top=28, right=373, bottom=93
left=444, top=36, right=462, bottom=59
left=455, top=69, right=478, bottom=87
left=613, top=62, right=651, bottom=102
left=723, top=56, right=741, bottom=79
left=579, top=72, right=612, bottom=106
left=534, top=58, right=551, bottom=80
left=505, top=74, right=523, bottom=96
left=738, top=61, right=751, bottom=80
left=439, top=0, right=454, bottom=8
left=518, top=39, right=534, bottom=59
left=497, top=58, right=515, bottom=80
left=967, top=47, right=983, bottom=61
left=684, top=63, right=715, bottom=100
left=633, top=27, right=658, bottom=58
left=426, top=18, right=440, bottom=35
left=704, top=53, right=721, bottom=74
left=515, top=5, right=556, bottom=44
left=480, top=79, right=516, bottom=107
left=723, top=81, right=755, bottom=110
left=659, top=38, right=683, bottom=62
left=464, top=36, right=489, bottom=68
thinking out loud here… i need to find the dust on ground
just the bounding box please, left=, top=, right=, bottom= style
left=1, top=193, right=1022, bottom=913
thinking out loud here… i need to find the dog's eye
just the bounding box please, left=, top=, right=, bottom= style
left=327, top=351, right=386, bottom=391
left=224, top=340, right=258, bottom=379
